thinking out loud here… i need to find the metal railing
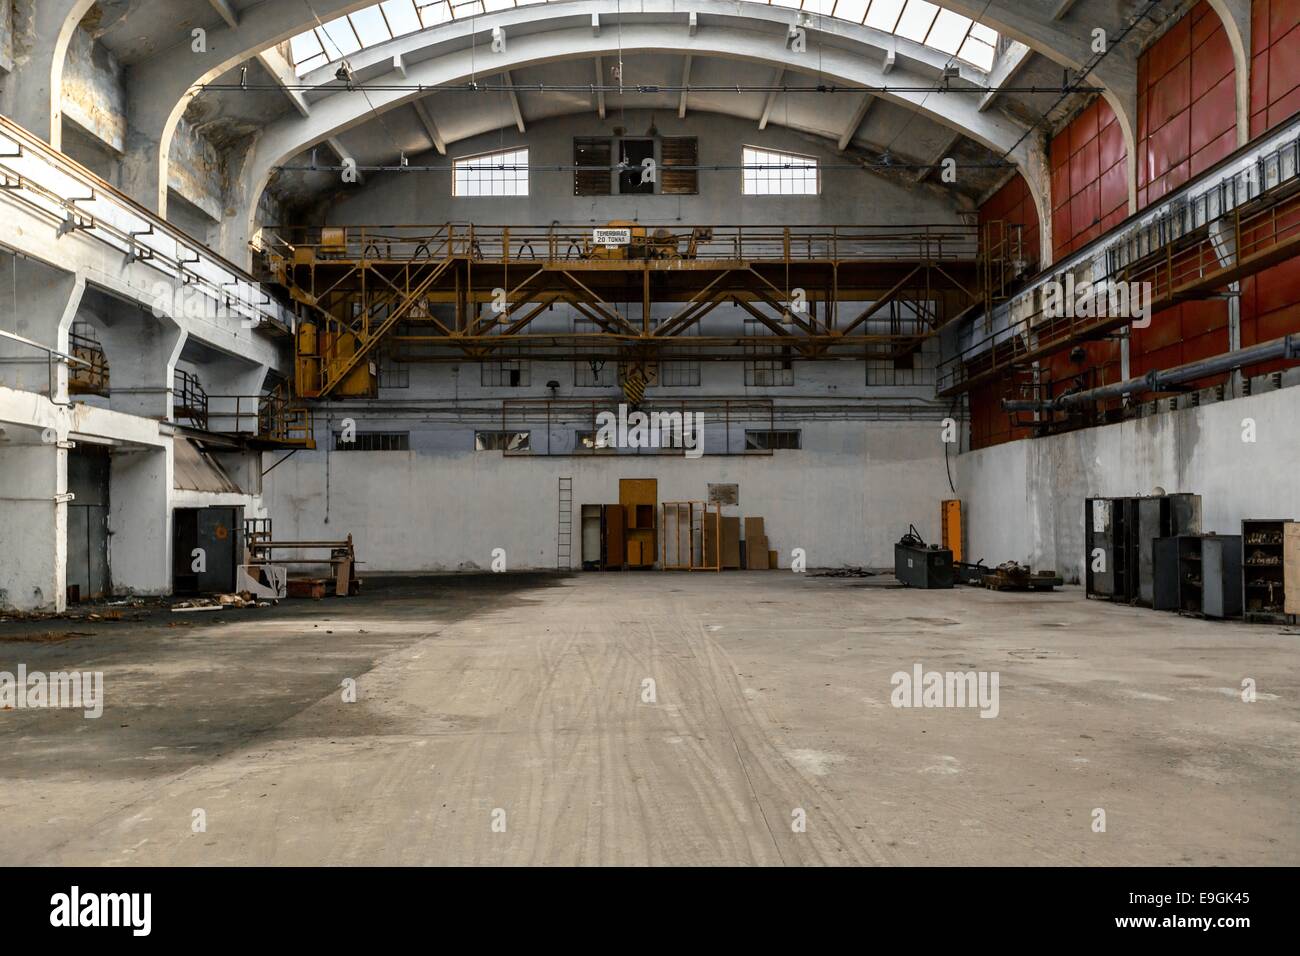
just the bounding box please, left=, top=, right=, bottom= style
left=938, top=117, right=1300, bottom=395
left=68, top=327, right=109, bottom=396
left=202, top=386, right=316, bottom=447
left=173, top=368, right=209, bottom=430
left=262, top=222, right=994, bottom=265
left=0, top=114, right=291, bottom=336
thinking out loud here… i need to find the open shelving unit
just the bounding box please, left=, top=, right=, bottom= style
left=1242, top=519, right=1295, bottom=623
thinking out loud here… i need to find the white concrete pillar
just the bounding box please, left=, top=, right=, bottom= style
left=109, top=443, right=172, bottom=596
left=0, top=422, right=68, bottom=611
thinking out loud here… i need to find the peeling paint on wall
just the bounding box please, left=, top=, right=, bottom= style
left=60, top=23, right=125, bottom=152
left=167, top=115, right=225, bottom=223
left=0, top=0, right=14, bottom=73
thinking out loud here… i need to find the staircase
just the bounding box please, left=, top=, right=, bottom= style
left=316, top=254, right=455, bottom=397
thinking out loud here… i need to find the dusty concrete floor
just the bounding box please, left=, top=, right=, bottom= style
left=0, top=572, right=1296, bottom=866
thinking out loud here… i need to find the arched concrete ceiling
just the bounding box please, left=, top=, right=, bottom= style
left=49, top=0, right=1185, bottom=217
left=24, top=0, right=1212, bottom=265
left=232, top=14, right=1053, bottom=262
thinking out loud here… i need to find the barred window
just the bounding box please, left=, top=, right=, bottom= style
left=743, top=318, right=794, bottom=387
left=378, top=349, right=409, bottom=389
left=475, top=430, right=530, bottom=452
left=576, top=430, right=615, bottom=451
left=745, top=429, right=801, bottom=450
left=658, top=360, right=701, bottom=387
left=481, top=358, right=530, bottom=387
left=864, top=304, right=938, bottom=387
left=334, top=431, right=410, bottom=451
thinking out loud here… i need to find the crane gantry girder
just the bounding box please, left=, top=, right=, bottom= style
left=261, top=222, right=1025, bottom=397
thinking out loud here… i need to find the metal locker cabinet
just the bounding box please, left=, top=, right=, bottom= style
left=1085, top=498, right=1115, bottom=598
left=1202, top=535, right=1243, bottom=619
left=1152, top=536, right=1181, bottom=611
left=1136, top=497, right=1171, bottom=607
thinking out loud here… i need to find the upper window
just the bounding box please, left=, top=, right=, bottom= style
left=453, top=147, right=529, bottom=197
left=742, top=146, right=819, bottom=196
left=289, top=2, right=997, bottom=76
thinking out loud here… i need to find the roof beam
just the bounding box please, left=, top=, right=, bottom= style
left=758, top=67, right=784, bottom=130
left=593, top=57, right=605, bottom=119
left=1053, top=0, right=1081, bottom=19
left=979, top=40, right=1033, bottom=112
left=412, top=98, right=446, bottom=155
left=502, top=71, right=526, bottom=133
left=837, top=95, right=874, bottom=151
left=678, top=55, right=692, bottom=119
left=207, top=0, right=238, bottom=30
left=915, top=131, right=964, bottom=183
left=256, top=49, right=311, bottom=118
left=882, top=38, right=897, bottom=75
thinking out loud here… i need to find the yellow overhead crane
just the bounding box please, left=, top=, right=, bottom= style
left=261, top=221, right=1022, bottom=400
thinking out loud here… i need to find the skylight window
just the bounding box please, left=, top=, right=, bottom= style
left=287, top=1, right=999, bottom=76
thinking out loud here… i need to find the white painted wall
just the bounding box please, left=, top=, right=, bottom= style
left=261, top=416, right=954, bottom=570
left=955, top=385, right=1300, bottom=582
left=316, top=110, right=966, bottom=229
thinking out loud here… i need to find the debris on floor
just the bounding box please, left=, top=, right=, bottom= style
left=0, top=630, right=96, bottom=643
left=813, top=567, right=877, bottom=578
left=170, top=593, right=275, bottom=612
left=981, top=561, right=1064, bottom=592
left=0, top=598, right=160, bottom=624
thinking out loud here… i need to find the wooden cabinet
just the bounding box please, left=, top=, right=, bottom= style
left=619, top=478, right=657, bottom=569
left=602, top=505, right=625, bottom=570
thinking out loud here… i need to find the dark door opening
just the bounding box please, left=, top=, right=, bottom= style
left=66, top=445, right=110, bottom=602
left=619, top=139, right=655, bottom=195
left=173, top=506, right=242, bottom=595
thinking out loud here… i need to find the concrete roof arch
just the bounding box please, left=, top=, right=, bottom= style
left=82, top=0, right=1147, bottom=230
left=234, top=12, right=1055, bottom=266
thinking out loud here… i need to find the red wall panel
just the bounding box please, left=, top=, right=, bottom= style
left=969, top=1, right=1300, bottom=450
left=1048, top=98, right=1127, bottom=259
left=1241, top=0, right=1300, bottom=373
left=1137, top=2, right=1237, bottom=208
left=977, top=173, right=1040, bottom=270
left=1250, top=0, right=1300, bottom=137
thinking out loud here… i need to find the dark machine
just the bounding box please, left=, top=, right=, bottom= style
left=894, top=526, right=954, bottom=589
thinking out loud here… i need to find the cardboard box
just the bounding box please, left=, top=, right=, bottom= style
left=744, top=516, right=765, bottom=541
left=721, top=517, right=741, bottom=569
left=746, top=535, right=769, bottom=569
left=768, top=549, right=778, bottom=570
